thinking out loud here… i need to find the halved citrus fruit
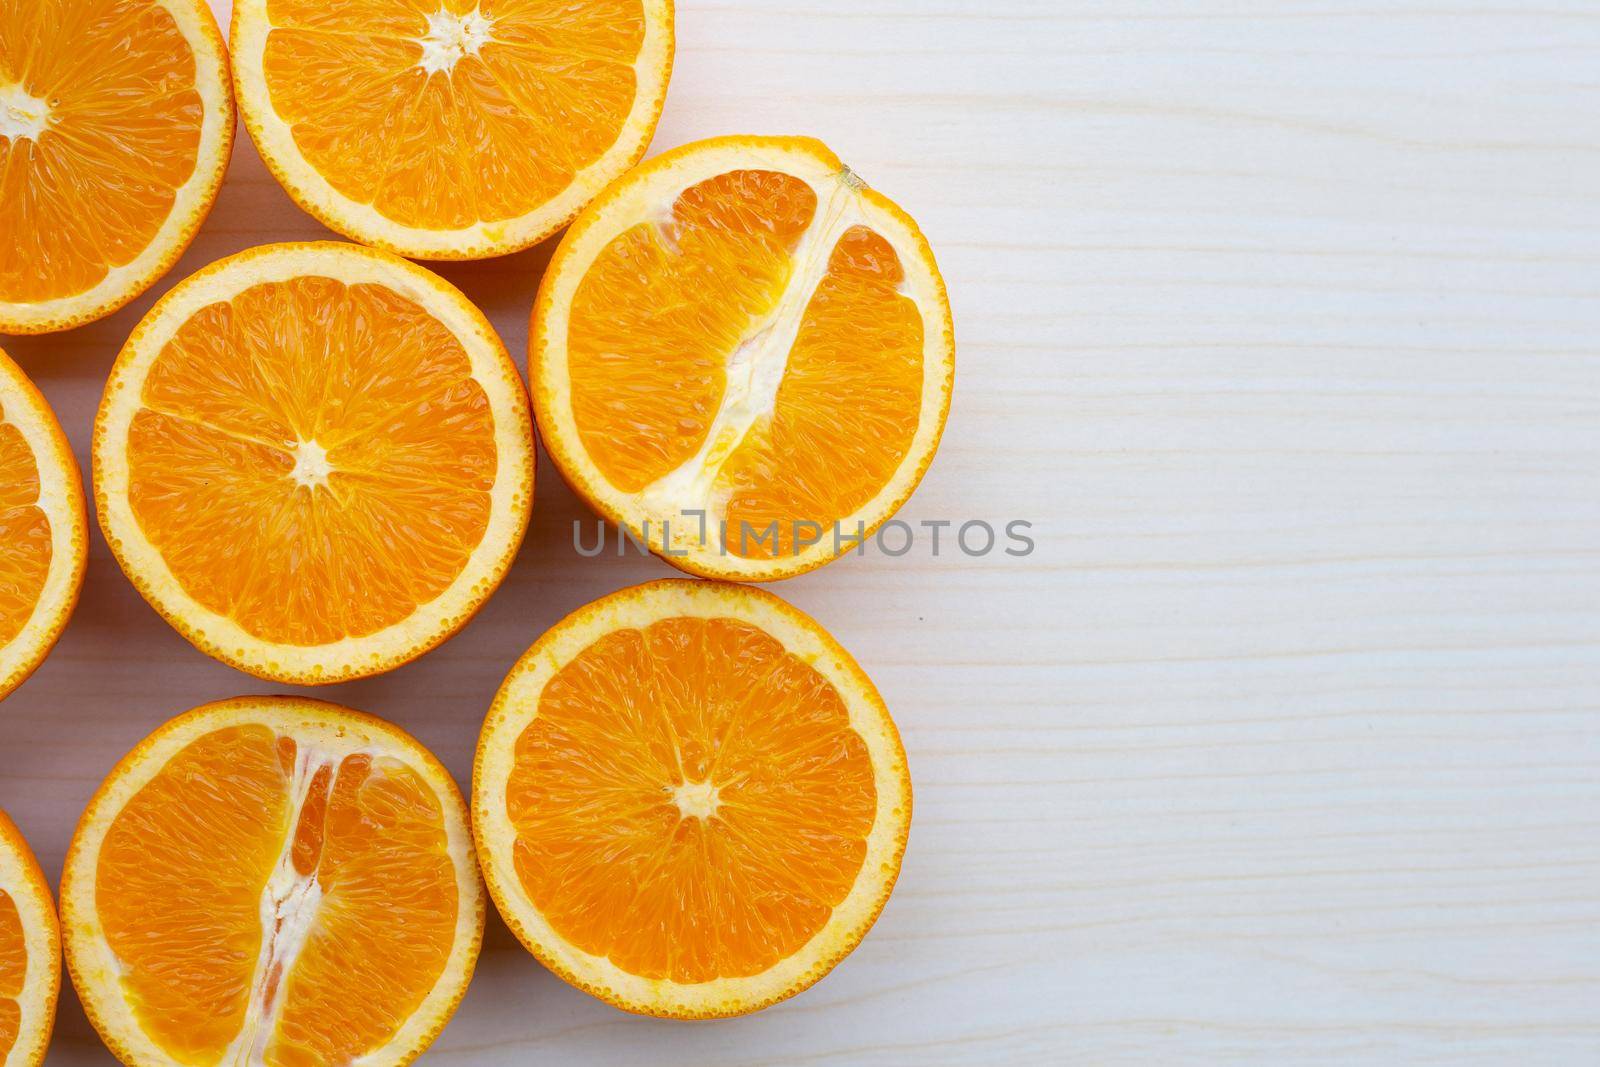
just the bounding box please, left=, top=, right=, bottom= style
left=531, top=135, right=954, bottom=581
left=62, top=697, right=484, bottom=1067
left=474, top=579, right=911, bottom=1018
left=0, top=347, right=87, bottom=701
left=92, top=241, right=535, bottom=684
left=0, top=0, right=233, bottom=334
left=0, top=812, right=60, bottom=1067
left=230, top=0, right=674, bottom=260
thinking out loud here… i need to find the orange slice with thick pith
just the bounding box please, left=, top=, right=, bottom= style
left=0, top=0, right=233, bottom=334
left=474, top=579, right=912, bottom=1017
left=532, top=135, right=955, bottom=581
left=62, top=697, right=484, bottom=1067
left=231, top=0, right=673, bottom=259
left=0, top=812, right=59, bottom=1067
left=0, top=347, right=87, bottom=702
left=92, top=242, right=535, bottom=684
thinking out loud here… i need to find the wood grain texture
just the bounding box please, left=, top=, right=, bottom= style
left=4, top=0, right=1599, bottom=1063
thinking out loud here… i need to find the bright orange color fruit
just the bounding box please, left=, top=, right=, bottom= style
left=532, top=135, right=955, bottom=581
left=0, top=812, right=59, bottom=1067
left=0, top=347, right=87, bottom=702
left=0, top=0, right=233, bottom=334
left=62, top=697, right=484, bottom=1067
left=92, top=242, right=535, bottom=684
left=231, top=0, right=674, bottom=259
left=474, top=579, right=911, bottom=1017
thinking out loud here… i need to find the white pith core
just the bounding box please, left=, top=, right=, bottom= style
left=220, top=744, right=352, bottom=1067
left=671, top=779, right=722, bottom=820
left=289, top=440, right=332, bottom=490
left=417, top=8, right=493, bottom=75
left=634, top=168, right=873, bottom=551
left=0, top=82, right=50, bottom=141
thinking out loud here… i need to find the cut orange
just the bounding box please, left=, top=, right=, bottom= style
left=0, top=812, right=59, bottom=1067
left=62, top=697, right=484, bottom=1067
left=474, top=579, right=911, bottom=1018
left=92, top=242, right=535, bottom=684
left=532, top=135, right=955, bottom=581
left=0, top=347, right=87, bottom=701
left=231, top=0, right=674, bottom=260
left=0, top=0, right=233, bottom=334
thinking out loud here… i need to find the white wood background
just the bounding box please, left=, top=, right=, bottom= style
left=3, top=0, right=1598, bottom=1062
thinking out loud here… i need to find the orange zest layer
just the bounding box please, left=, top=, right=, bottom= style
left=124, top=275, right=496, bottom=646
left=0, top=0, right=204, bottom=303
left=94, top=724, right=459, bottom=1065
left=506, top=615, right=876, bottom=984
left=259, top=0, right=646, bottom=230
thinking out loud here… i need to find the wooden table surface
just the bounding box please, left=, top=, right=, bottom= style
left=5, top=1, right=1600, bottom=1063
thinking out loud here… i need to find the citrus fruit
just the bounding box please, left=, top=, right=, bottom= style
left=0, top=347, right=87, bottom=702
left=473, top=579, right=912, bottom=1018
left=531, top=135, right=955, bottom=582
left=62, top=696, right=484, bottom=1067
left=92, top=241, right=535, bottom=685
left=0, top=0, right=234, bottom=334
left=230, top=0, right=674, bottom=260
left=0, top=812, right=60, bottom=1067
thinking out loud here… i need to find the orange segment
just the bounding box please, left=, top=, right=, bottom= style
left=567, top=170, right=817, bottom=491
left=63, top=698, right=484, bottom=1067
left=232, top=0, right=673, bottom=258
left=0, top=890, right=21, bottom=1058
left=0, top=812, right=62, bottom=1067
left=0, top=349, right=87, bottom=702
left=268, top=755, right=459, bottom=1067
left=94, top=243, right=535, bottom=685
left=0, top=420, right=49, bottom=649
left=532, top=135, right=955, bottom=581
left=719, top=227, right=925, bottom=558
left=95, top=725, right=291, bottom=1063
left=474, top=580, right=911, bottom=1018
left=0, top=0, right=232, bottom=333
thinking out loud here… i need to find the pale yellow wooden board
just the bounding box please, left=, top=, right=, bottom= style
left=4, top=1, right=1599, bottom=1063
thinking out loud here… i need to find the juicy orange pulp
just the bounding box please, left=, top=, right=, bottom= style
left=507, top=616, right=878, bottom=983
left=95, top=725, right=458, bottom=1066
left=126, top=276, right=496, bottom=646
left=0, top=887, right=23, bottom=1059
left=0, top=404, right=49, bottom=648
left=0, top=0, right=204, bottom=302
left=565, top=169, right=926, bottom=558
left=260, top=0, right=645, bottom=229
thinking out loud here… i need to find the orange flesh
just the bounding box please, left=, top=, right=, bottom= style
left=0, top=890, right=22, bottom=1059
left=126, top=276, right=495, bottom=646
left=261, top=0, right=645, bottom=229
left=95, top=725, right=459, bottom=1064
left=568, top=170, right=816, bottom=492
left=564, top=170, right=925, bottom=551
left=0, top=404, right=50, bottom=648
left=0, top=0, right=203, bottom=303
left=507, top=616, right=877, bottom=983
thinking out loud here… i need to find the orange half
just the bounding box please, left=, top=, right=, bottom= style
left=0, top=813, right=59, bottom=1067
left=0, top=347, right=87, bottom=701
left=92, top=242, right=535, bottom=684
left=0, top=0, right=233, bottom=334
left=231, top=0, right=674, bottom=259
left=532, top=135, right=955, bottom=581
left=474, top=579, right=911, bottom=1018
left=62, top=697, right=484, bottom=1067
